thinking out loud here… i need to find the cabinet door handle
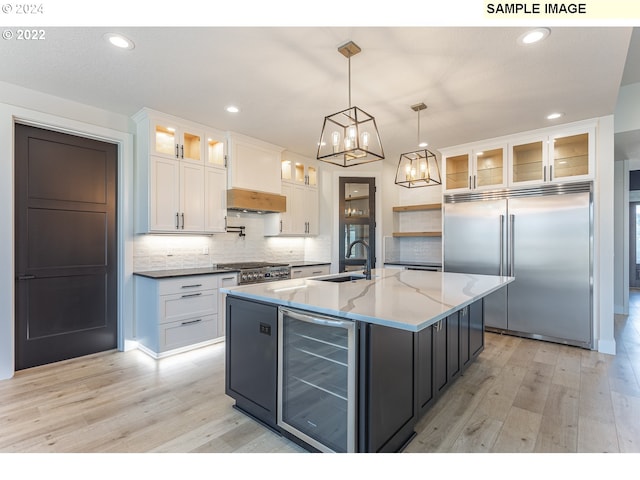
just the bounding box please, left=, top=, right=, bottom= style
left=175, top=144, right=179, bottom=158
left=549, top=165, right=553, bottom=181
left=181, top=213, right=185, bottom=229
left=18, top=274, right=36, bottom=280
left=280, top=220, right=283, bottom=233
left=473, top=175, right=476, bottom=189
left=509, top=214, right=515, bottom=277
left=543, top=165, right=547, bottom=182
left=499, top=215, right=505, bottom=276
left=181, top=284, right=203, bottom=288
left=181, top=318, right=202, bottom=326
left=469, top=175, right=472, bottom=189
left=180, top=144, right=184, bottom=159
left=181, top=292, right=202, bottom=298
left=176, top=212, right=179, bottom=229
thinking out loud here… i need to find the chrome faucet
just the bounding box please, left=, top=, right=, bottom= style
left=346, top=239, right=372, bottom=280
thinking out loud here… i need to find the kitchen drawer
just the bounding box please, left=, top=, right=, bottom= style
left=158, top=275, right=218, bottom=296
left=160, top=289, right=217, bottom=324
left=160, top=314, right=217, bottom=352
left=290, top=265, right=330, bottom=279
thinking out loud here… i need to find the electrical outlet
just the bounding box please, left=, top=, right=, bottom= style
left=202, top=246, right=209, bottom=255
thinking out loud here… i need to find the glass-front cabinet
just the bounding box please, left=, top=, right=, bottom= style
left=509, top=127, right=594, bottom=186
left=444, top=123, right=595, bottom=192
left=281, top=155, right=317, bottom=187
left=206, top=134, right=225, bottom=167
left=510, top=137, right=546, bottom=186
left=474, top=146, right=506, bottom=190
left=551, top=131, right=592, bottom=181
left=151, top=119, right=204, bottom=164
left=444, top=153, right=469, bottom=191
left=443, top=146, right=506, bottom=192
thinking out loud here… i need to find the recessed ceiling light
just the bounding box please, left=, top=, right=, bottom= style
left=104, top=33, right=135, bottom=50
left=225, top=105, right=240, bottom=113
left=546, top=112, right=564, bottom=120
left=518, top=28, right=551, bottom=45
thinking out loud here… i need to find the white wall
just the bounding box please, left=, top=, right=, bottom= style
left=595, top=115, right=616, bottom=354
left=0, top=81, right=135, bottom=380
left=613, top=81, right=640, bottom=317
left=614, top=82, right=640, bottom=134
left=613, top=160, right=629, bottom=315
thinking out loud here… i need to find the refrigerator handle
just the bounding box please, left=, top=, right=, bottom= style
left=509, top=214, right=515, bottom=277
left=499, top=215, right=505, bottom=276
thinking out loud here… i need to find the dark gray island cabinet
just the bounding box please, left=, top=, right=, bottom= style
left=223, top=269, right=511, bottom=453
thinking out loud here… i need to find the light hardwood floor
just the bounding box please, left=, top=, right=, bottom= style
left=2, top=296, right=640, bottom=455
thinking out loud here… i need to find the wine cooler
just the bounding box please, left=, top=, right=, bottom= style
left=277, top=307, right=356, bottom=453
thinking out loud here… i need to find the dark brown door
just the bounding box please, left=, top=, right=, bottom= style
left=14, top=124, right=118, bottom=370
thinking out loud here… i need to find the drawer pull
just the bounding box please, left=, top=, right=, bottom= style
left=181, top=292, right=202, bottom=298
left=312, top=270, right=323, bottom=274
left=181, top=319, right=202, bottom=326
left=181, top=284, right=203, bottom=288
left=221, top=276, right=235, bottom=281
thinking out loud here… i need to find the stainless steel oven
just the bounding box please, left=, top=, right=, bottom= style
left=277, top=307, right=357, bottom=453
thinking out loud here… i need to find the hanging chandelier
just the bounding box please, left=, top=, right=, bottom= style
left=395, top=103, right=442, bottom=188
left=316, top=41, right=384, bottom=167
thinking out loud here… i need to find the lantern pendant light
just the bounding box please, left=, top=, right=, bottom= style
left=395, top=103, right=442, bottom=188
left=316, top=41, right=384, bottom=167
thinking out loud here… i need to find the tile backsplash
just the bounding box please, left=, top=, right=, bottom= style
left=133, top=213, right=331, bottom=271
left=384, top=236, right=442, bottom=265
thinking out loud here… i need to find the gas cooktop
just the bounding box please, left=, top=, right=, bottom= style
left=216, top=262, right=291, bottom=284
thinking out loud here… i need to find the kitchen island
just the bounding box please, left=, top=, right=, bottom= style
left=221, top=268, right=513, bottom=453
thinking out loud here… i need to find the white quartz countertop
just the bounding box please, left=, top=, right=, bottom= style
left=221, top=268, right=514, bottom=332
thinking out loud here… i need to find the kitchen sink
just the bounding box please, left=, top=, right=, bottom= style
left=316, top=274, right=367, bottom=283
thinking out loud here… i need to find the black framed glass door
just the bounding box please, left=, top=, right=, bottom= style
left=339, top=177, right=375, bottom=273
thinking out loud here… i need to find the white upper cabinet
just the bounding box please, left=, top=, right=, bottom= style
left=265, top=151, right=319, bottom=237
left=150, top=118, right=205, bottom=164
left=206, top=134, right=226, bottom=167
left=226, top=132, right=284, bottom=194
left=443, top=121, right=596, bottom=193
left=281, top=151, right=318, bottom=187
left=509, top=127, right=594, bottom=186
left=509, top=136, right=547, bottom=186
left=133, top=108, right=227, bottom=234
left=548, top=127, right=594, bottom=183
left=443, top=144, right=507, bottom=193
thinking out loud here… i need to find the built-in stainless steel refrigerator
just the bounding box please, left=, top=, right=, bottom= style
left=443, top=182, right=592, bottom=349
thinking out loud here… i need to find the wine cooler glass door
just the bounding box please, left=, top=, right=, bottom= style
left=277, top=307, right=356, bottom=453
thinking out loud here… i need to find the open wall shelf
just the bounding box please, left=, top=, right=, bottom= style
left=392, top=203, right=442, bottom=237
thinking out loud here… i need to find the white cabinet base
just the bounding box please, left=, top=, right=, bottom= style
left=137, top=336, right=224, bottom=360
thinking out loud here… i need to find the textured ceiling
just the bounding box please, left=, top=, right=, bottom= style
left=0, top=26, right=636, bottom=161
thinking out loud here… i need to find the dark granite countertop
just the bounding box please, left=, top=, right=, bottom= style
left=383, top=261, right=442, bottom=268
left=289, top=261, right=331, bottom=267
left=133, top=266, right=239, bottom=279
